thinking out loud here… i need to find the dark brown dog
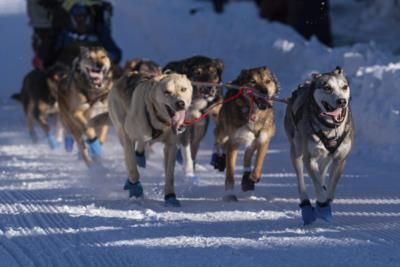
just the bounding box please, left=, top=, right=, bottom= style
left=12, top=64, right=68, bottom=147
left=214, top=66, right=279, bottom=201
left=163, top=56, right=224, bottom=179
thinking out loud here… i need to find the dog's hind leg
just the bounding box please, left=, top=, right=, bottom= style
left=190, top=117, right=209, bottom=164
left=164, top=140, right=181, bottom=207
left=179, top=131, right=195, bottom=180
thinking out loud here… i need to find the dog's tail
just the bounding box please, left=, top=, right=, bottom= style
left=88, top=112, right=112, bottom=128
left=11, top=92, right=22, bottom=102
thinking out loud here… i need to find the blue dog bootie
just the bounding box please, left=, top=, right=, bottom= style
left=315, top=200, right=333, bottom=223
left=86, top=137, right=102, bottom=157
left=299, top=199, right=316, bottom=225
left=64, top=135, right=74, bottom=152
left=47, top=133, right=60, bottom=150
left=164, top=193, right=181, bottom=207
left=123, top=179, right=144, bottom=198
left=135, top=151, right=146, bottom=168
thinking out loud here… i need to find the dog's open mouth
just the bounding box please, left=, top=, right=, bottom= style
left=254, top=95, right=273, bottom=110
left=87, top=67, right=104, bottom=88
left=320, top=101, right=346, bottom=122
left=165, top=105, right=186, bottom=134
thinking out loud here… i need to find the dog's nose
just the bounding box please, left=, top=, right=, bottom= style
left=175, top=100, right=185, bottom=111
left=96, top=62, right=104, bottom=69
left=337, top=98, right=347, bottom=107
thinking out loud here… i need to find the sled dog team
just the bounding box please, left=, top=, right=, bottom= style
left=15, top=47, right=354, bottom=225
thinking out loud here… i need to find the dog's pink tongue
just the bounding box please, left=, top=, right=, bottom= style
left=172, top=110, right=186, bottom=131
left=321, top=108, right=343, bottom=121
left=89, top=71, right=104, bottom=85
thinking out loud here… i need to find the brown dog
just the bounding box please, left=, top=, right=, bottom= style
left=13, top=64, right=68, bottom=148
left=214, top=66, right=279, bottom=201
left=163, top=56, right=224, bottom=179
left=57, top=46, right=113, bottom=166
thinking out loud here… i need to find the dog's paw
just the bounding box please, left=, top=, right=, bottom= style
left=135, top=151, right=146, bottom=168
left=64, top=135, right=74, bottom=152
left=123, top=180, right=144, bottom=198
left=164, top=193, right=181, bottom=207
left=86, top=137, right=102, bottom=157
left=315, top=200, right=333, bottom=223
left=210, top=153, right=226, bottom=172
left=47, top=134, right=60, bottom=150
left=241, top=172, right=255, bottom=192
left=176, top=148, right=183, bottom=165
left=299, top=199, right=316, bottom=225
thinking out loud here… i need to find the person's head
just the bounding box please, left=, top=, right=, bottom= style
left=69, top=4, right=92, bottom=33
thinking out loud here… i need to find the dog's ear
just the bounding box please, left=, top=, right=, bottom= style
left=311, top=72, right=321, bottom=80
left=163, top=62, right=181, bottom=73
left=79, top=46, right=89, bottom=55
left=334, top=66, right=343, bottom=75
left=123, top=59, right=141, bottom=73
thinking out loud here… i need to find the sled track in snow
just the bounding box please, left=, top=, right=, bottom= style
left=1, top=103, right=400, bottom=266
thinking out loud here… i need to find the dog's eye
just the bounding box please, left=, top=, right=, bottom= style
left=164, top=90, right=172, bottom=96
left=342, top=85, right=349, bottom=91
left=265, top=79, right=271, bottom=84
left=181, top=87, right=187, bottom=92
left=324, top=86, right=333, bottom=93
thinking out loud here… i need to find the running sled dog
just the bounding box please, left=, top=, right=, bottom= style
left=162, top=56, right=224, bottom=179
left=284, top=67, right=354, bottom=225
left=214, top=66, right=278, bottom=201
left=108, top=69, right=192, bottom=207
left=12, top=64, right=68, bottom=148
left=57, top=46, right=113, bottom=166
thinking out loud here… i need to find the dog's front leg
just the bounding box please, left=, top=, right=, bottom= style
left=222, top=141, right=239, bottom=202
left=304, top=155, right=327, bottom=203
left=326, top=158, right=346, bottom=201
left=73, top=111, right=96, bottom=139
left=289, top=143, right=308, bottom=202
left=164, top=140, right=181, bottom=207
left=120, top=129, right=143, bottom=199
left=120, top=129, right=140, bottom=183
left=241, top=143, right=256, bottom=192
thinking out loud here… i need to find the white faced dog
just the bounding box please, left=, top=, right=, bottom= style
left=284, top=67, right=354, bottom=225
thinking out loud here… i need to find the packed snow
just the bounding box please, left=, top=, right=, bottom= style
left=0, top=0, right=399, bottom=266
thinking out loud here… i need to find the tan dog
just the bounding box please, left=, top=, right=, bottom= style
left=12, top=64, right=68, bottom=148
left=214, top=66, right=279, bottom=201
left=57, top=46, right=113, bottom=166
left=108, top=70, right=192, bottom=207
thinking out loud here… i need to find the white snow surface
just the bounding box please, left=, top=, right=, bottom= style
left=0, top=0, right=400, bottom=266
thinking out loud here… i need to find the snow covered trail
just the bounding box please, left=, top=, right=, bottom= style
left=1, top=101, right=400, bottom=267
